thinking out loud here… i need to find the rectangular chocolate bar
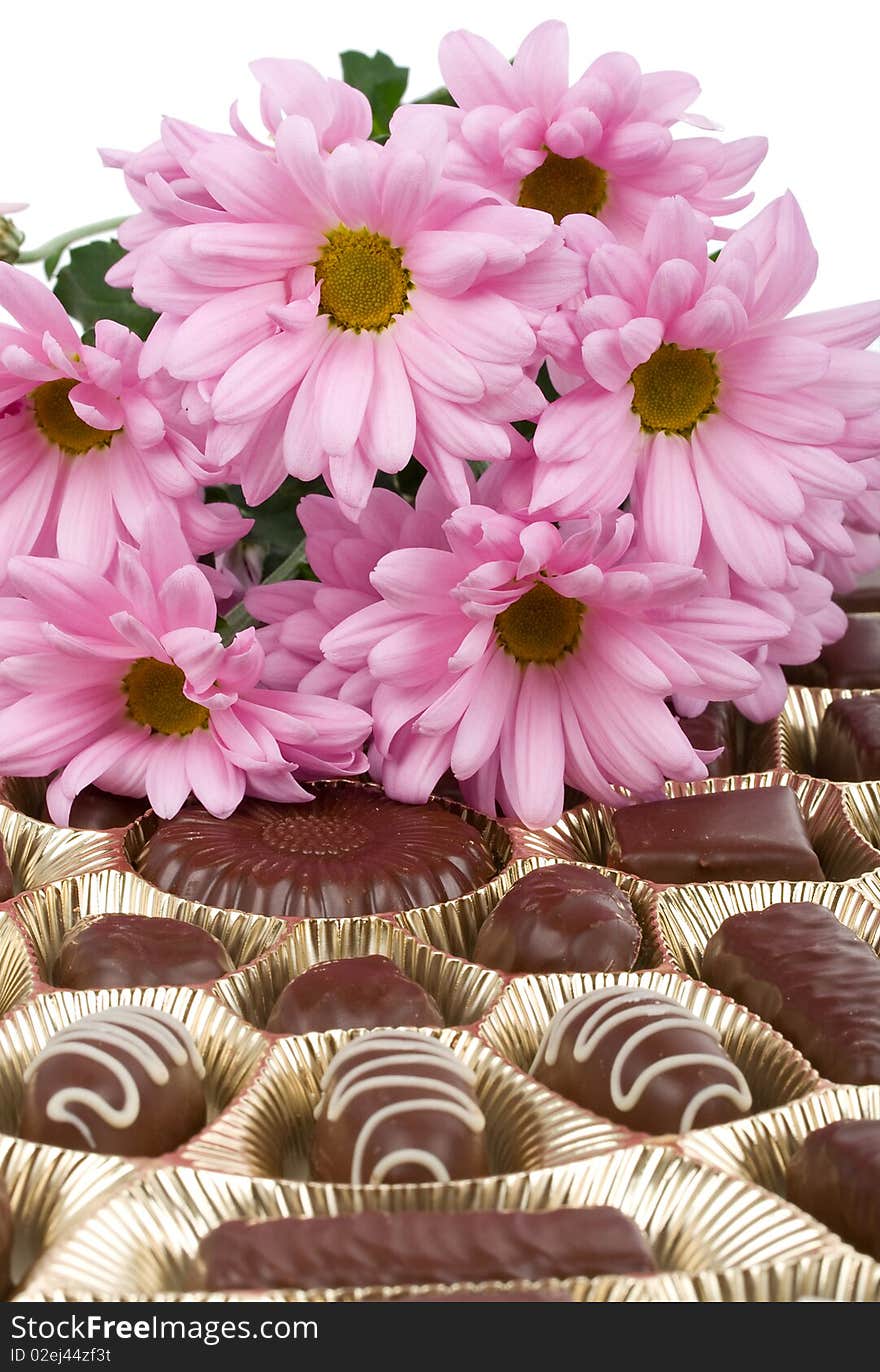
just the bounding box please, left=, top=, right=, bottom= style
left=196, top=1207, right=656, bottom=1291
left=786, top=1120, right=880, bottom=1261
left=610, top=787, right=824, bottom=885
left=702, top=902, right=880, bottom=1083
left=814, top=696, right=880, bottom=781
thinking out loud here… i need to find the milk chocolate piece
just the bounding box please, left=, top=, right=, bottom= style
left=677, top=703, right=740, bottom=778
left=702, top=902, right=880, bottom=1083
left=531, top=987, right=751, bottom=1134
left=0, top=836, right=11, bottom=902
left=473, top=866, right=641, bottom=974
left=788, top=615, right=880, bottom=689
left=19, top=1007, right=207, bottom=1156
left=66, top=788, right=149, bottom=831
left=610, top=787, right=823, bottom=885
left=0, top=1179, right=11, bottom=1299
left=52, top=915, right=234, bottom=991
left=835, top=572, right=880, bottom=614
left=786, top=1120, right=880, bottom=1260
left=814, top=696, right=880, bottom=781
left=138, top=791, right=497, bottom=919
left=310, top=1030, right=488, bottom=1184
left=196, top=1207, right=657, bottom=1291
left=266, top=956, right=444, bottom=1034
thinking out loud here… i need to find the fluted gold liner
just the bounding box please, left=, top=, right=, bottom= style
left=767, top=686, right=873, bottom=779
left=19, top=1145, right=835, bottom=1299
left=478, top=970, right=820, bottom=1131
left=0, top=1134, right=133, bottom=1295
left=512, top=771, right=880, bottom=886
left=843, top=779, right=880, bottom=854
left=655, top=876, right=880, bottom=978
left=5, top=869, right=288, bottom=991
left=0, top=985, right=267, bottom=1160
left=656, top=1249, right=880, bottom=1302
left=124, top=780, right=516, bottom=920
left=182, top=1025, right=634, bottom=1180
left=213, top=918, right=504, bottom=1030
left=0, top=908, right=37, bottom=1014
left=680, top=1084, right=880, bottom=1196
left=0, top=796, right=121, bottom=895
left=397, top=858, right=670, bottom=969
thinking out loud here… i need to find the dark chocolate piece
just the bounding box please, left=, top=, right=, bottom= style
left=702, top=902, right=880, bottom=1083
left=473, top=866, right=641, bottom=974
left=610, top=787, right=823, bottom=884
left=196, top=1207, right=657, bottom=1291
left=310, top=1030, right=488, bottom=1185
left=531, top=987, right=751, bottom=1134
left=0, top=836, right=11, bottom=902
left=677, top=703, right=740, bottom=778
left=52, top=915, right=234, bottom=991
left=814, top=696, right=880, bottom=781
left=138, top=791, right=497, bottom=919
left=788, top=615, right=880, bottom=689
left=835, top=572, right=880, bottom=614
left=266, top=955, right=444, bottom=1034
left=19, top=1006, right=207, bottom=1156
left=40, top=787, right=149, bottom=831
left=0, top=1179, right=11, bottom=1299
left=786, top=1120, right=880, bottom=1260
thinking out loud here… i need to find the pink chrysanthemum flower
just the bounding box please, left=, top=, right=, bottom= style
left=0, top=517, right=371, bottom=824
left=534, top=194, right=880, bottom=589
left=121, top=112, right=583, bottom=518
left=319, top=499, right=787, bottom=827
left=102, top=59, right=372, bottom=294
left=0, top=265, right=248, bottom=581
left=401, top=21, right=765, bottom=242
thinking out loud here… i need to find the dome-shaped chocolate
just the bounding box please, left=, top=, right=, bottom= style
left=267, top=956, right=444, bottom=1034
left=52, top=915, right=234, bottom=991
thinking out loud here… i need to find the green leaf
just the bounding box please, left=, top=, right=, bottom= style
left=54, top=240, right=158, bottom=340
left=411, top=85, right=457, bottom=107
left=340, top=50, right=409, bottom=140
left=215, top=477, right=326, bottom=575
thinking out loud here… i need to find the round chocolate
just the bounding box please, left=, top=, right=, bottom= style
left=267, top=956, right=445, bottom=1034
left=52, top=915, right=234, bottom=991
left=137, top=790, right=497, bottom=919
left=40, top=787, right=149, bottom=831
left=310, top=1030, right=489, bottom=1184
left=473, top=866, right=641, bottom=974
left=532, top=987, right=752, bottom=1135
left=19, top=1006, right=207, bottom=1156
left=0, top=1179, right=11, bottom=1299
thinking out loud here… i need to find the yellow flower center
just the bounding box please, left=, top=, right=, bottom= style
left=517, top=152, right=609, bottom=224
left=495, top=581, right=585, bottom=665
left=630, top=343, right=720, bottom=435
left=122, top=658, right=210, bottom=736
left=30, top=378, right=119, bottom=456
left=315, top=226, right=411, bottom=332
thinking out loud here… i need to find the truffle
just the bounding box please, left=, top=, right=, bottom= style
left=473, top=866, right=641, bottom=974
left=19, top=1006, right=207, bottom=1156
left=814, top=696, right=880, bottom=781
left=266, top=956, right=444, bottom=1034
left=531, top=986, right=752, bottom=1134
left=310, top=1030, right=488, bottom=1185
left=786, top=1120, right=880, bottom=1261
left=52, top=915, right=234, bottom=991
left=609, top=787, right=823, bottom=885
left=138, top=791, right=497, bottom=919
left=0, top=1179, right=11, bottom=1299
left=676, top=703, right=741, bottom=778
left=49, top=788, right=149, bottom=831
left=701, top=902, right=880, bottom=1083
left=196, top=1206, right=657, bottom=1290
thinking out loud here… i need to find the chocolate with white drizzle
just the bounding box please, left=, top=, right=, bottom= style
left=309, top=1030, right=489, bottom=1185
left=531, top=987, right=751, bottom=1135
left=19, top=1007, right=207, bottom=1156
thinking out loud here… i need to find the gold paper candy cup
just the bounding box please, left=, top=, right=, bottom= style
left=679, top=1084, right=880, bottom=1195
left=657, top=1249, right=880, bottom=1302
left=0, top=786, right=122, bottom=894
left=510, top=771, right=880, bottom=886
left=4, top=868, right=288, bottom=992
left=19, top=1144, right=836, bottom=1299
left=655, top=876, right=880, bottom=978
left=397, top=858, right=671, bottom=969
left=766, top=686, right=874, bottom=779
left=182, top=1025, right=633, bottom=1180
left=478, top=969, right=820, bottom=1134
left=0, top=1134, right=134, bottom=1296
left=213, top=917, right=504, bottom=1030
left=0, top=906, right=38, bottom=1014
left=0, top=986, right=267, bottom=1164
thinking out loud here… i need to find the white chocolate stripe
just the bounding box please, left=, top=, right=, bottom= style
left=351, top=1098, right=485, bottom=1184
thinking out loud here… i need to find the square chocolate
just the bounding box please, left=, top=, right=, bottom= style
left=815, top=696, right=880, bottom=781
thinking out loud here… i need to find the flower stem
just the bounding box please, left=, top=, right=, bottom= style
left=17, top=216, right=127, bottom=270
left=222, top=536, right=308, bottom=635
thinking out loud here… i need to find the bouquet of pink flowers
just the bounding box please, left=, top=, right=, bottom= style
left=1, top=21, right=877, bottom=830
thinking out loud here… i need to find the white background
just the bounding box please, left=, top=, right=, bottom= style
left=2, top=0, right=879, bottom=311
